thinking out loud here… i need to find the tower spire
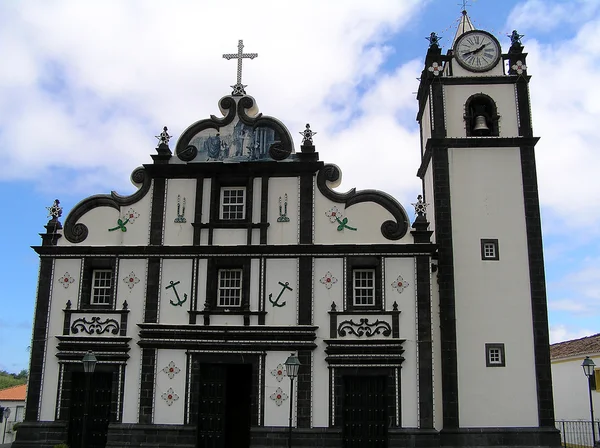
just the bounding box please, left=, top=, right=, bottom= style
left=452, top=9, right=475, bottom=46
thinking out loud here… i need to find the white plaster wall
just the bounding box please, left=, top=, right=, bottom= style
left=0, top=399, right=25, bottom=444
left=264, top=259, right=297, bottom=326
left=552, top=356, right=600, bottom=421
left=421, top=96, right=432, bottom=144
left=213, top=229, right=247, bottom=245
left=58, top=186, right=153, bottom=247
left=40, top=258, right=80, bottom=420
left=197, top=258, right=207, bottom=313
left=154, top=349, right=187, bottom=424
left=163, top=179, right=196, bottom=246
left=312, top=258, right=342, bottom=427
left=386, top=258, right=418, bottom=427
left=264, top=351, right=297, bottom=427
left=449, top=147, right=538, bottom=427
left=159, top=259, right=193, bottom=325
left=431, top=271, right=443, bottom=430
left=267, top=177, right=300, bottom=245
left=444, top=84, right=519, bottom=138
left=314, top=194, right=412, bottom=245
left=118, top=258, right=146, bottom=423
left=252, top=177, right=262, bottom=223
left=250, top=258, right=260, bottom=311
left=201, top=178, right=211, bottom=223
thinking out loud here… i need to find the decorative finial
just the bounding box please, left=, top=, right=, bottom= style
left=155, top=126, right=171, bottom=147
left=411, top=195, right=429, bottom=216
left=300, top=124, right=317, bottom=145
left=508, top=30, right=524, bottom=46
left=223, top=40, right=258, bottom=96
left=46, top=199, right=63, bottom=220
left=426, top=32, right=441, bottom=49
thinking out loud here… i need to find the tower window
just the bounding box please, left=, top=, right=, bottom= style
left=217, top=268, right=243, bottom=307
left=465, top=94, right=500, bottom=137
left=486, top=343, right=506, bottom=367
left=91, top=269, right=112, bottom=305
left=353, top=269, right=376, bottom=306
left=481, top=239, right=499, bottom=261
left=220, top=187, right=246, bottom=220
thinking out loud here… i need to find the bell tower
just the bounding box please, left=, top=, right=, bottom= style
left=416, top=10, right=560, bottom=447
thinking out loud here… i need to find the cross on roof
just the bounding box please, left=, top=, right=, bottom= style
left=223, top=40, right=258, bottom=96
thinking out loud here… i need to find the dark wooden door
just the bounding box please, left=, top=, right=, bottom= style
left=342, top=375, right=387, bottom=448
left=68, top=371, right=113, bottom=448
left=197, top=363, right=252, bottom=448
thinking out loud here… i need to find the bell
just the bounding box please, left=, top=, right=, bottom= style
left=472, top=115, right=490, bottom=133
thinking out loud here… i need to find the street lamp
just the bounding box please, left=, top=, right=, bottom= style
left=284, top=353, right=301, bottom=448
left=582, top=356, right=597, bottom=448
left=81, top=351, right=97, bottom=448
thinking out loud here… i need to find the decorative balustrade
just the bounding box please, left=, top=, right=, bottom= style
left=328, top=301, right=400, bottom=339
left=62, top=300, right=130, bottom=337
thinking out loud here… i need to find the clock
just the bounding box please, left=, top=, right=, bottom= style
left=454, top=30, right=501, bottom=72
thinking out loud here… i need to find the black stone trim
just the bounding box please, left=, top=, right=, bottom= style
left=299, top=173, right=314, bottom=244
left=324, top=339, right=405, bottom=366
left=106, top=424, right=196, bottom=448
left=416, top=255, right=433, bottom=429
left=192, top=176, right=204, bottom=245
left=431, top=80, right=446, bottom=139
left=439, top=426, right=561, bottom=447
left=144, top=258, right=160, bottom=323
left=441, top=74, right=531, bottom=85
left=35, top=242, right=437, bottom=257
left=317, top=164, right=410, bottom=240
left=521, top=145, right=556, bottom=427
left=297, top=350, right=312, bottom=428
left=63, top=167, right=151, bottom=243
left=417, top=137, right=540, bottom=179
left=139, top=348, right=155, bottom=424
left=260, top=176, right=269, bottom=244
left=24, top=257, right=53, bottom=421
left=11, top=420, right=68, bottom=447
left=432, top=146, right=460, bottom=429
left=55, top=336, right=131, bottom=362
left=298, top=257, right=312, bottom=324
left=150, top=178, right=166, bottom=246
left=250, top=426, right=342, bottom=447
left=329, top=306, right=400, bottom=340
left=145, top=160, right=324, bottom=178
left=189, top=258, right=199, bottom=324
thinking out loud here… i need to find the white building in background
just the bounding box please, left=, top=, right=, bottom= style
left=0, top=384, right=26, bottom=445
left=15, top=10, right=561, bottom=448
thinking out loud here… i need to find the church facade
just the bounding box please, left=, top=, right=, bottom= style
left=15, top=15, right=561, bottom=448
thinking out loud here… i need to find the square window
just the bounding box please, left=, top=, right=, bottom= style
left=91, top=269, right=112, bottom=305
left=481, top=239, right=499, bottom=261
left=353, top=269, right=375, bottom=306
left=221, top=187, right=245, bottom=220
left=217, top=269, right=243, bottom=307
left=485, top=343, right=506, bottom=367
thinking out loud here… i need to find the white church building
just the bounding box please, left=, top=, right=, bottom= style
left=14, top=11, right=561, bottom=448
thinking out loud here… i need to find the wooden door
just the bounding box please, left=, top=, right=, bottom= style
left=342, top=375, right=387, bottom=448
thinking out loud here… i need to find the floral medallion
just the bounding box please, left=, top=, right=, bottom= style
left=325, top=207, right=357, bottom=232
left=161, top=387, right=179, bottom=406
left=124, top=208, right=140, bottom=223
left=58, top=272, right=75, bottom=289
left=391, top=275, right=409, bottom=294
left=428, top=62, right=443, bottom=76
left=319, top=271, right=338, bottom=289
left=162, top=361, right=181, bottom=379
left=511, top=60, right=527, bottom=75
left=270, top=364, right=287, bottom=382
left=122, top=271, right=140, bottom=289
left=270, top=387, right=288, bottom=406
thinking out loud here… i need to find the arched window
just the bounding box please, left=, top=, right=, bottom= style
left=464, top=94, right=500, bottom=137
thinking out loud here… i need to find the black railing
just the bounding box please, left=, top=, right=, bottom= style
left=556, top=420, right=600, bottom=448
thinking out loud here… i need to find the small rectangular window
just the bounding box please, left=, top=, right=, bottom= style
left=91, top=269, right=112, bottom=305
left=218, top=269, right=243, bottom=307
left=221, top=187, right=245, bottom=220
left=353, top=269, right=375, bottom=306
left=481, top=239, right=499, bottom=260
left=485, top=343, right=506, bottom=367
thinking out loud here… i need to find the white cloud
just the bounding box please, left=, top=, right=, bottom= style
left=507, top=0, right=600, bottom=33
left=550, top=324, right=596, bottom=344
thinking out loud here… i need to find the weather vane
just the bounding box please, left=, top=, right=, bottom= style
left=300, top=124, right=317, bottom=145
left=155, top=126, right=171, bottom=147
left=223, top=40, right=258, bottom=96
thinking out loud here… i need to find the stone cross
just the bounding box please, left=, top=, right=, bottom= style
left=223, top=40, right=258, bottom=96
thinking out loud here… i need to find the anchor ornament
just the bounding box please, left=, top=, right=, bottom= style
left=269, top=281, right=293, bottom=308
left=165, top=280, right=188, bottom=307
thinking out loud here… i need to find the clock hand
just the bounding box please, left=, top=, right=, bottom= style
left=462, top=43, right=488, bottom=57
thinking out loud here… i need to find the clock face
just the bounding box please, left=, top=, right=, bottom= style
left=454, top=31, right=501, bottom=72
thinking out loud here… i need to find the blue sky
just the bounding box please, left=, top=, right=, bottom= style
left=0, top=0, right=599, bottom=373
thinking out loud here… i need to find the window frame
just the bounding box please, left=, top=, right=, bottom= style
left=220, top=186, right=246, bottom=221
left=352, top=268, right=376, bottom=307
left=345, top=257, right=382, bottom=311
left=80, top=258, right=117, bottom=310
left=481, top=239, right=499, bottom=261
left=217, top=268, right=244, bottom=307
left=206, top=258, right=251, bottom=311
left=209, top=176, right=253, bottom=224
left=91, top=269, right=113, bottom=305
left=485, top=343, right=506, bottom=367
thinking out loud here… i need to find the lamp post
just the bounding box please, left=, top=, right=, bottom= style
left=284, top=353, right=301, bottom=448
left=582, top=356, right=597, bottom=448
left=81, top=350, right=97, bottom=448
